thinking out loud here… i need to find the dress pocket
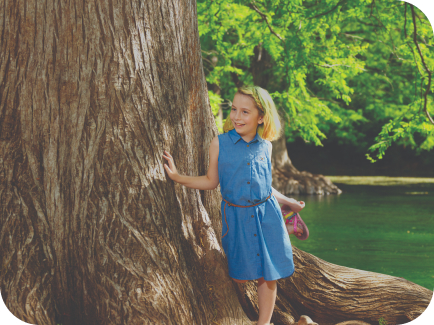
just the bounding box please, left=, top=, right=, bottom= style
left=255, top=154, right=268, bottom=177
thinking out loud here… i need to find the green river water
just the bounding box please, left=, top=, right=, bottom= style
left=286, top=177, right=434, bottom=290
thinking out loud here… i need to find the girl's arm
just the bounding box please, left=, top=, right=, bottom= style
left=268, top=141, right=305, bottom=212
left=163, top=136, right=220, bottom=190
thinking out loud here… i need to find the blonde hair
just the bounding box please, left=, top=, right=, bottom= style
left=223, top=86, right=282, bottom=141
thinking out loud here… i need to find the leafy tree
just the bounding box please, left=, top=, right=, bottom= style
left=198, top=0, right=434, bottom=161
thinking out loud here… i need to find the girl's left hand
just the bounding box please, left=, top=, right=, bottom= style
left=289, top=200, right=305, bottom=213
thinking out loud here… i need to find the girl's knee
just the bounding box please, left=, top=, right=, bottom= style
left=257, top=277, right=276, bottom=285
left=232, top=278, right=248, bottom=284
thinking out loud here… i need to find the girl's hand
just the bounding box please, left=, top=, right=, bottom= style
left=288, top=200, right=305, bottom=213
left=163, top=150, right=180, bottom=182
left=272, top=188, right=305, bottom=212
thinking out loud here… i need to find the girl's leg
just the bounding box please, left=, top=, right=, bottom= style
left=257, top=277, right=277, bottom=325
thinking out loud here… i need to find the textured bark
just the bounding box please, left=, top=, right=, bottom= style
left=236, top=247, right=432, bottom=325
left=0, top=0, right=250, bottom=324
left=271, top=136, right=342, bottom=195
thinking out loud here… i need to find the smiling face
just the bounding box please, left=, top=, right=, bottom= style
left=230, top=93, right=263, bottom=140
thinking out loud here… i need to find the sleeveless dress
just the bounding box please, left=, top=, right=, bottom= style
left=218, top=128, right=295, bottom=281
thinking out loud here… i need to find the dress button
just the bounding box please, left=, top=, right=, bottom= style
left=247, top=182, right=250, bottom=184
left=254, top=234, right=257, bottom=237
left=247, top=145, right=249, bottom=147
left=251, top=215, right=254, bottom=218
left=257, top=253, right=260, bottom=256
left=247, top=162, right=250, bottom=165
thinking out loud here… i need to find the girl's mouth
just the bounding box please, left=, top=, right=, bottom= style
left=234, top=123, right=244, bottom=127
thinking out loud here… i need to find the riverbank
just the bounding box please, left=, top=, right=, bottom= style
left=326, top=175, right=434, bottom=186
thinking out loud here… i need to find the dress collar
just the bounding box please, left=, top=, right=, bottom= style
left=227, top=128, right=264, bottom=144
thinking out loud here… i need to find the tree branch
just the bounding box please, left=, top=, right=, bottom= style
left=355, top=18, right=381, bottom=27
left=404, top=3, right=408, bottom=39
left=314, top=63, right=366, bottom=71
left=306, top=87, right=341, bottom=105
left=249, top=1, right=284, bottom=42
left=411, top=5, right=434, bottom=124
left=308, top=0, right=347, bottom=19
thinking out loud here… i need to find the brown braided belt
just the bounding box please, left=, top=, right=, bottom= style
left=221, top=195, right=271, bottom=239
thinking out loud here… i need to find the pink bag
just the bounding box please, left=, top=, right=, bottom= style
left=280, top=204, right=309, bottom=240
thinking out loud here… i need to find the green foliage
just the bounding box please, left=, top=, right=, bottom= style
left=198, top=0, right=434, bottom=160
left=378, top=317, right=388, bottom=325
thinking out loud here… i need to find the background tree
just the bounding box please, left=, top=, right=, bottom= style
left=199, top=0, right=434, bottom=182
left=0, top=1, right=432, bottom=325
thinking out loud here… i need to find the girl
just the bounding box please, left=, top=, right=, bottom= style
left=163, top=86, right=305, bottom=325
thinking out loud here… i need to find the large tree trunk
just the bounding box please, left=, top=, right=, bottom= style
left=0, top=0, right=249, bottom=324
left=0, top=1, right=431, bottom=325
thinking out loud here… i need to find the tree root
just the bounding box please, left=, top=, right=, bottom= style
left=235, top=248, right=432, bottom=325
left=273, top=168, right=342, bottom=195
left=271, top=136, right=341, bottom=195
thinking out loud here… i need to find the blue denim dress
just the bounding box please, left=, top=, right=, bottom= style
left=218, top=128, right=295, bottom=281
